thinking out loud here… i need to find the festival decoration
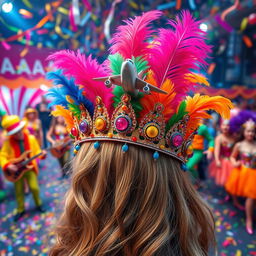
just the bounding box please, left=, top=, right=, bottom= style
left=198, top=86, right=256, bottom=99
left=248, top=13, right=256, bottom=25
left=0, top=0, right=254, bottom=58
left=242, top=35, right=253, bottom=48
left=47, top=11, right=232, bottom=163
left=0, top=86, right=44, bottom=117
left=221, top=0, right=240, bottom=21
left=0, top=44, right=54, bottom=89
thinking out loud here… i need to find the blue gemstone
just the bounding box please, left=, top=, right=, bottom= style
left=94, top=141, right=100, bottom=149
left=75, top=144, right=81, bottom=151
left=122, top=143, right=129, bottom=152
left=153, top=151, right=159, bottom=160
left=181, top=163, right=188, bottom=172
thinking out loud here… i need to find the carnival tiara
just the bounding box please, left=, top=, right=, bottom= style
left=47, top=10, right=232, bottom=163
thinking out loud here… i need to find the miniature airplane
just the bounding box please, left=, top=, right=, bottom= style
left=93, top=59, right=167, bottom=95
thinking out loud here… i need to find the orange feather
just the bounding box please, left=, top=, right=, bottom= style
left=51, top=105, right=74, bottom=131
left=185, top=73, right=210, bottom=87
left=139, top=71, right=176, bottom=121
left=185, top=94, right=233, bottom=138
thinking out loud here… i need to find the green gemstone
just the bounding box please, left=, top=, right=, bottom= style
left=70, top=134, right=75, bottom=139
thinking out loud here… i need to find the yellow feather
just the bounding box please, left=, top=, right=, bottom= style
left=185, top=73, right=210, bottom=86
left=51, top=105, right=74, bottom=131
left=185, top=94, right=233, bottom=138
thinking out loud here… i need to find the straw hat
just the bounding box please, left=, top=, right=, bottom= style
left=1, top=115, right=26, bottom=136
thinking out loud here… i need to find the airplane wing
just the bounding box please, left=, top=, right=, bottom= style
left=135, top=78, right=168, bottom=95
left=93, top=75, right=121, bottom=85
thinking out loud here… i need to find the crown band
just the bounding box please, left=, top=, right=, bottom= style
left=75, top=137, right=186, bottom=163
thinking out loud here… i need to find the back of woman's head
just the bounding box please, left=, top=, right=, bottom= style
left=50, top=142, right=214, bottom=256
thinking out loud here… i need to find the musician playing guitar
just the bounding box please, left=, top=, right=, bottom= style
left=0, top=115, right=47, bottom=221
left=47, top=116, right=71, bottom=178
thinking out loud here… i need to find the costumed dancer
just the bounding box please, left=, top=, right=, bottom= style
left=225, top=111, right=256, bottom=235
left=0, top=115, right=46, bottom=221
left=45, top=11, right=233, bottom=255
left=209, top=119, right=235, bottom=201
left=46, top=116, right=71, bottom=178
left=186, top=121, right=214, bottom=186
left=24, top=107, right=43, bottom=146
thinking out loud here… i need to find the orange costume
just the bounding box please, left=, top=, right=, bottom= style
left=225, top=150, right=256, bottom=199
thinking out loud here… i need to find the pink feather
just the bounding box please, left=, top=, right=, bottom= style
left=148, top=11, right=211, bottom=105
left=47, top=50, right=114, bottom=113
left=110, top=10, right=162, bottom=59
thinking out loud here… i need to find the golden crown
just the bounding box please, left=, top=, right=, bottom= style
left=67, top=94, right=194, bottom=162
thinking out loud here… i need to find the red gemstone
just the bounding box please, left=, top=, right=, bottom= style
left=172, top=134, right=183, bottom=147
left=71, top=127, right=78, bottom=137
left=156, top=106, right=162, bottom=112
left=132, top=136, right=137, bottom=142
left=90, top=134, right=95, bottom=138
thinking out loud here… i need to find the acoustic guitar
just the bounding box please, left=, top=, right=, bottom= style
left=4, top=150, right=44, bottom=183
left=50, top=137, right=72, bottom=158
left=4, top=138, right=73, bottom=182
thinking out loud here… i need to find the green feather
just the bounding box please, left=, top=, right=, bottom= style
left=133, top=56, right=149, bottom=73
left=113, top=86, right=144, bottom=118
left=0, top=109, right=6, bottom=117
left=68, top=103, right=81, bottom=119
left=166, top=101, right=188, bottom=132
left=108, top=54, right=149, bottom=76
left=109, top=54, right=148, bottom=118
left=108, top=54, right=124, bottom=75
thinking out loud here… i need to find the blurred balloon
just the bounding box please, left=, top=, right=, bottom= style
left=248, top=13, right=256, bottom=25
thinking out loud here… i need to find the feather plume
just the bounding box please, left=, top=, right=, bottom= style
left=0, top=109, right=6, bottom=117
left=166, top=101, right=188, bottom=132
left=47, top=50, right=113, bottom=113
left=110, top=10, right=162, bottom=59
left=68, top=103, right=81, bottom=119
left=108, top=54, right=124, bottom=75
left=47, top=87, right=68, bottom=108
left=148, top=10, right=211, bottom=103
left=108, top=54, right=149, bottom=77
left=139, top=71, right=176, bottom=121
left=133, top=56, right=149, bottom=74
left=185, top=94, right=233, bottom=138
left=51, top=105, right=74, bottom=131
left=47, top=71, right=94, bottom=116
left=185, top=73, right=210, bottom=87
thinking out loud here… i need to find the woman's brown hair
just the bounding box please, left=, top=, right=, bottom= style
left=50, top=142, right=215, bottom=256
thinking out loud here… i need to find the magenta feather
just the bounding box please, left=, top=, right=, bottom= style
left=148, top=10, right=211, bottom=105
left=47, top=50, right=114, bottom=113
left=109, top=10, right=162, bottom=59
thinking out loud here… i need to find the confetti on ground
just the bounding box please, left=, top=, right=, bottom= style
left=200, top=178, right=256, bottom=255
left=0, top=157, right=255, bottom=255
left=0, top=155, right=69, bottom=255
